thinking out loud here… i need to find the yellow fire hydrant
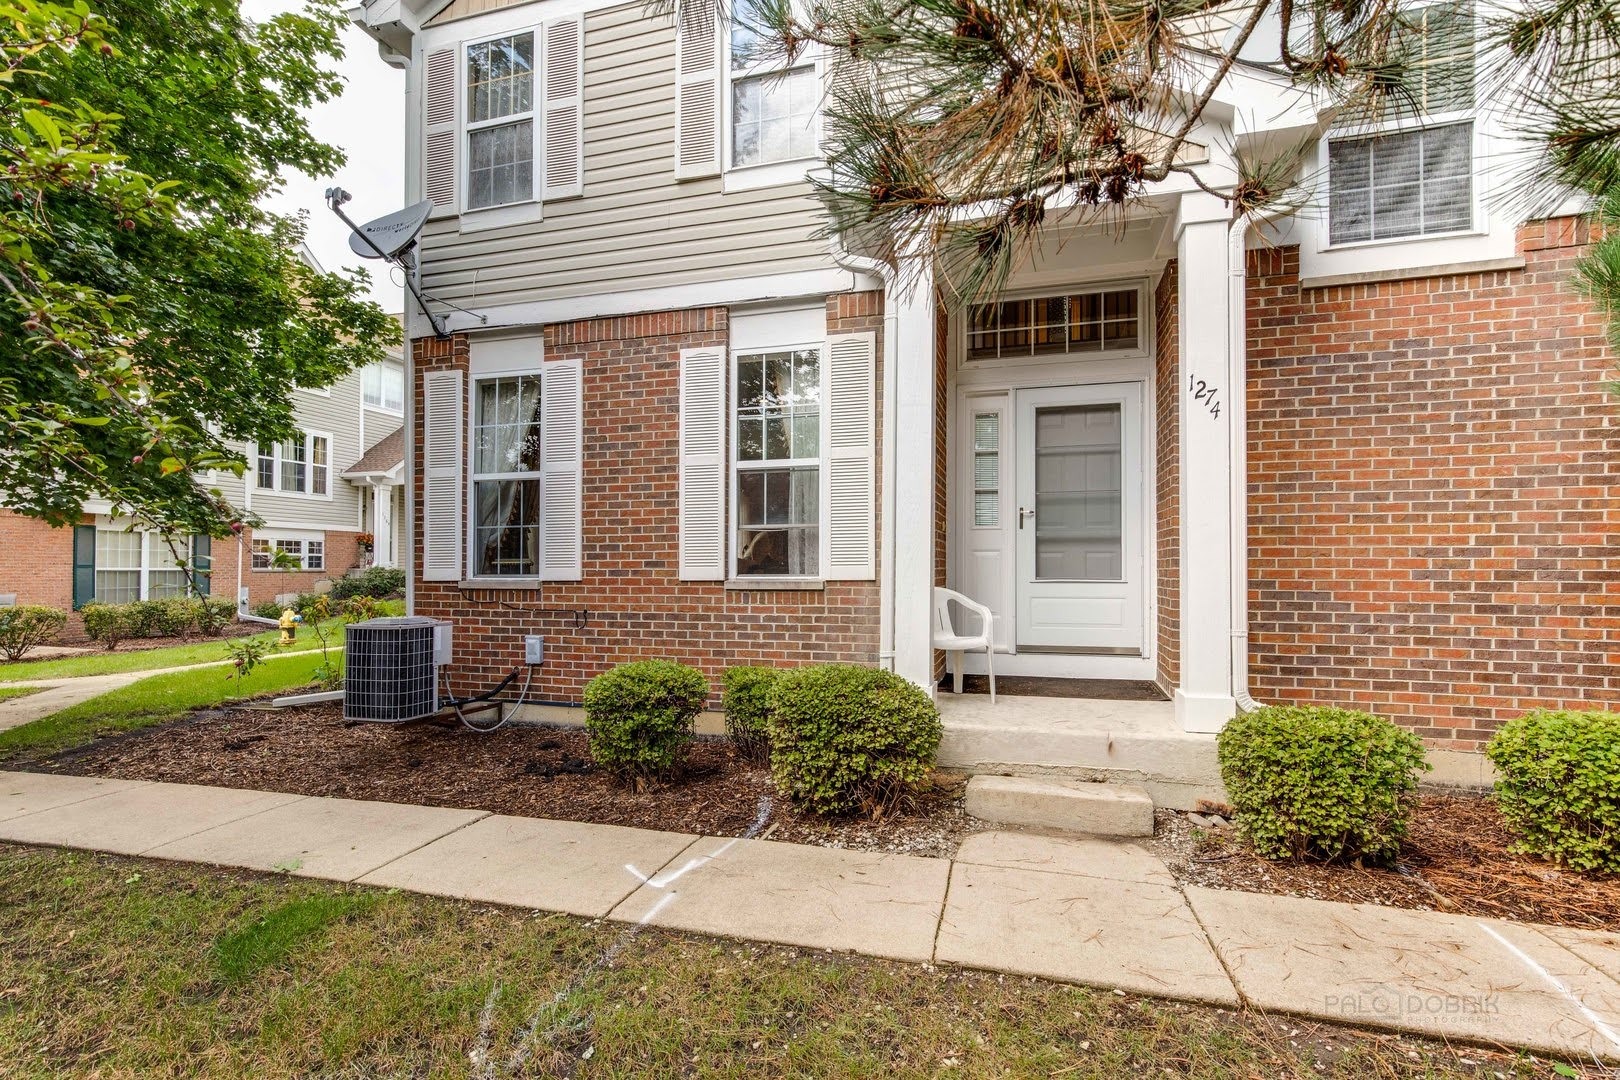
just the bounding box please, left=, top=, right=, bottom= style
left=278, top=608, right=303, bottom=646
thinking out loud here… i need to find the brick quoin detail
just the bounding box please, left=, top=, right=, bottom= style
left=1244, top=218, right=1620, bottom=750
left=411, top=293, right=886, bottom=705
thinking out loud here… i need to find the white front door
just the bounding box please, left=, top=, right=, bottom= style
left=1014, top=383, right=1144, bottom=651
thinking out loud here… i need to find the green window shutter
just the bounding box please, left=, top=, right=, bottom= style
left=72, top=525, right=96, bottom=610
left=191, top=535, right=212, bottom=595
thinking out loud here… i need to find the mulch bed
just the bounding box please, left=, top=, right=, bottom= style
left=35, top=702, right=978, bottom=858
left=1151, top=796, right=1620, bottom=933
left=46, top=624, right=260, bottom=656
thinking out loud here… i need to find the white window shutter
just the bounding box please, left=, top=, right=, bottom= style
left=540, top=357, right=583, bottom=581
left=422, top=46, right=459, bottom=217
left=542, top=18, right=584, bottom=199
left=421, top=369, right=464, bottom=581
left=678, top=346, right=726, bottom=580
left=822, top=332, right=876, bottom=580
left=674, top=0, right=721, bottom=179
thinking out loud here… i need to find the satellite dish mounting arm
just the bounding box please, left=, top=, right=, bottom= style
left=325, top=187, right=450, bottom=340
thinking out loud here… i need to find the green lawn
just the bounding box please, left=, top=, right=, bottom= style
left=0, top=686, right=40, bottom=703
left=0, top=618, right=374, bottom=683
left=0, top=649, right=343, bottom=762
left=0, top=845, right=1558, bottom=1080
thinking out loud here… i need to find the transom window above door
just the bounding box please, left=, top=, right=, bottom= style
left=967, top=288, right=1140, bottom=361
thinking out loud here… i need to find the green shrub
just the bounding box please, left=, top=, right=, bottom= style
left=1217, top=705, right=1430, bottom=864
left=155, top=597, right=200, bottom=637
left=582, top=660, right=710, bottom=782
left=766, top=664, right=941, bottom=816
left=330, top=566, right=406, bottom=601
left=252, top=600, right=284, bottom=621
left=80, top=603, right=130, bottom=651
left=722, top=666, right=780, bottom=763
left=121, top=600, right=166, bottom=638
left=0, top=604, right=66, bottom=661
left=197, top=598, right=235, bottom=636
left=1486, top=710, right=1620, bottom=873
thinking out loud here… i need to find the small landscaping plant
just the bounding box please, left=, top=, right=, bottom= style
left=582, top=660, right=709, bottom=784
left=295, top=594, right=341, bottom=690
left=225, top=636, right=270, bottom=697
left=766, top=664, right=941, bottom=817
left=1486, top=709, right=1620, bottom=874
left=81, top=602, right=130, bottom=651
left=722, top=665, right=779, bottom=763
left=0, top=605, right=66, bottom=661
left=1217, top=704, right=1429, bottom=864
left=196, top=598, right=235, bottom=636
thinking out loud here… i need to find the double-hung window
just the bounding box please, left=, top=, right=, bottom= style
left=734, top=347, right=820, bottom=577
left=94, top=530, right=195, bottom=602
left=466, top=33, right=537, bottom=210
left=472, top=374, right=543, bottom=576
left=363, top=363, right=404, bottom=412
left=1327, top=3, right=1476, bottom=245
left=728, top=0, right=817, bottom=169
left=255, top=432, right=330, bottom=496
left=251, top=535, right=325, bottom=571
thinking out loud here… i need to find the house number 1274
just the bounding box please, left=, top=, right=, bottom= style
left=1188, top=375, right=1222, bottom=419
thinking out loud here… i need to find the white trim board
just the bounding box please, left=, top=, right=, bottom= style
left=433, top=267, right=857, bottom=336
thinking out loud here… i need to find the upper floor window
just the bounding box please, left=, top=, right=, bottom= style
left=363, top=363, right=404, bottom=412
left=256, top=431, right=330, bottom=496
left=729, top=0, right=816, bottom=169
left=967, top=289, right=1141, bottom=361
left=466, top=33, right=536, bottom=210
left=1326, top=3, right=1475, bottom=246
left=472, top=374, right=543, bottom=576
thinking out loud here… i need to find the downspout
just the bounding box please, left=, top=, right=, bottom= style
left=1228, top=213, right=1260, bottom=712
left=830, top=242, right=900, bottom=672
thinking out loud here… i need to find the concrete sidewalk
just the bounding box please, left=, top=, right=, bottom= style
left=1, top=770, right=1617, bottom=1064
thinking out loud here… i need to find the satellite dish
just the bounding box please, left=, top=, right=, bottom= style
left=347, top=199, right=432, bottom=260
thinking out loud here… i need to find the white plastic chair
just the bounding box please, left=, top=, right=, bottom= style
left=932, top=587, right=996, bottom=703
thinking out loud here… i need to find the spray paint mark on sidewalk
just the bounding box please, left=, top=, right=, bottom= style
left=470, top=794, right=774, bottom=1078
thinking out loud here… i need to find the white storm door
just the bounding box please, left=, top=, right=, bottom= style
left=1014, top=383, right=1144, bottom=651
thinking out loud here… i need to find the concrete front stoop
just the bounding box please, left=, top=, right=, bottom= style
left=964, top=775, right=1154, bottom=837
left=935, top=693, right=1224, bottom=811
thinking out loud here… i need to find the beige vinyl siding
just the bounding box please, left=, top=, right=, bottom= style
left=417, top=1, right=833, bottom=312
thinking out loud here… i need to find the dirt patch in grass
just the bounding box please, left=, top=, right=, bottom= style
left=1151, top=795, right=1620, bottom=932
left=36, top=702, right=977, bottom=857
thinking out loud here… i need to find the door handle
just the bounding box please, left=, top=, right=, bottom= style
left=1019, top=507, right=1035, bottom=529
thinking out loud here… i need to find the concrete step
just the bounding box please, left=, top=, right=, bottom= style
left=964, top=775, right=1155, bottom=837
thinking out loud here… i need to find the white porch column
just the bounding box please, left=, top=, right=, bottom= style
left=891, top=258, right=938, bottom=693
left=1174, top=193, right=1238, bottom=733
left=371, top=482, right=397, bottom=569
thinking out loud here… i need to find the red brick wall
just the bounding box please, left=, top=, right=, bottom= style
left=1246, top=218, right=1620, bottom=749
left=933, top=296, right=950, bottom=683
left=1154, top=263, right=1181, bottom=692
left=235, top=528, right=363, bottom=607
left=411, top=295, right=886, bottom=705
left=0, top=509, right=76, bottom=613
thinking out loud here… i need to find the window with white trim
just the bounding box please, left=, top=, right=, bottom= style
left=363, top=363, right=404, bottom=412
left=728, top=0, right=817, bottom=169
left=967, top=288, right=1140, bottom=360
left=471, top=374, right=543, bottom=576
left=972, top=413, right=1000, bottom=527
left=251, top=535, right=325, bottom=571
left=94, top=530, right=193, bottom=602
left=466, top=33, right=537, bottom=210
left=1327, top=3, right=1475, bottom=245
left=255, top=432, right=330, bottom=496
left=734, top=346, right=820, bottom=576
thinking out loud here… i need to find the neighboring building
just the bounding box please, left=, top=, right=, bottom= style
left=350, top=0, right=1618, bottom=768
left=0, top=283, right=408, bottom=627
